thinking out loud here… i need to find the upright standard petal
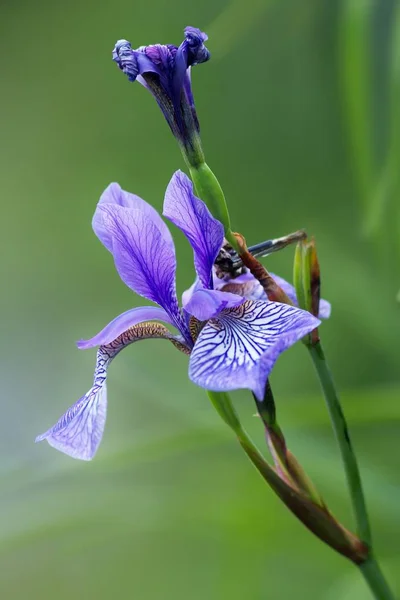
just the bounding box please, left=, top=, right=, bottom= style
left=93, top=183, right=173, bottom=254
left=189, top=300, right=320, bottom=400
left=164, top=171, right=224, bottom=288
left=36, top=323, right=191, bottom=460
left=98, top=204, right=182, bottom=328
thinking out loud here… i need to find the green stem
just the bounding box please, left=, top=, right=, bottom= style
left=308, top=341, right=371, bottom=545
left=359, top=556, right=396, bottom=600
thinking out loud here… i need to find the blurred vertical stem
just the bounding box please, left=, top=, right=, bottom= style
left=339, top=0, right=375, bottom=215
left=360, top=556, right=396, bottom=600
left=308, top=343, right=396, bottom=598
left=308, top=340, right=371, bottom=545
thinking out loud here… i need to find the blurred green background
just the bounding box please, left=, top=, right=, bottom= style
left=1, top=0, right=399, bottom=598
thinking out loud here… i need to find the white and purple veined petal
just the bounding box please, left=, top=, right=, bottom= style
left=189, top=300, right=320, bottom=400
left=36, top=346, right=111, bottom=460
left=164, top=171, right=224, bottom=289
left=36, top=322, right=191, bottom=460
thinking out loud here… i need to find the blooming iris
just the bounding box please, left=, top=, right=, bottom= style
left=36, top=171, right=319, bottom=461
left=113, top=27, right=209, bottom=164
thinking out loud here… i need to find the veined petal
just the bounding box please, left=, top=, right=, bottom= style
left=36, top=322, right=191, bottom=460
left=164, top=171, right=224, bottom=288
left=94, top=183, right=173, bottom=253
left=35, top=384, right=107, bottom=461
left=36, top=346, right=111, bottom=461
left=98, top=204, right=181, bottom=325
left=77, top=306, right=175, bottom=349
left=189, top=300, right=320, bottom=399
left=184, top=288, right=245, bottom=321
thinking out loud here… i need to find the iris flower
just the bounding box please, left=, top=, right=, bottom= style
left=36, top=171, right=319, bottom=460
left=113, top=27, right=209, bottom=162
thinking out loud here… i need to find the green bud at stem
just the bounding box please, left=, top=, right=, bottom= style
left=293, top=238, right=320, bottom=345
left=188, top=163, right=239, bottom=252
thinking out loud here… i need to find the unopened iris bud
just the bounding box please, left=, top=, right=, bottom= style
left=293, top=238, right=321, bottom=345
left=112, top=27, right=209, bottom=166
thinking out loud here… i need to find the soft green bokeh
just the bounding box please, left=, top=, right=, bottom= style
left=1, top=0, right=399, bottom=598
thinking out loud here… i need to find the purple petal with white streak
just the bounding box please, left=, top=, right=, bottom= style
left=77, top=305, right=175, bottom=349
left=99, top=204, right=181, bottom=326
left=164, top=171, right=224, bottom=288
left=189, top=300, right=320, bottom=399
left=93, top=183, right=173, bottom=253
left=184, top=288, right=245, bottom=321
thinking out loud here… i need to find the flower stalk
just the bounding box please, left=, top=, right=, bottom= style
left=309, top=341, right=372, bottom=545
left=254, top=381, right=326, bottom=507
left=207, top=390, right=368, bottom=564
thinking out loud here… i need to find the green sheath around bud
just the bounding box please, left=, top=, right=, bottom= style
left=293, top=238, right=321, bottom=345
left=189, top=163, right=238, bottom=251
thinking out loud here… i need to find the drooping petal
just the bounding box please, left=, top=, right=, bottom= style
left=77, top=306, right=175, bottom=349
left=164, top=171, right=224, bottom=288
left=35, top=384, right=107, bottom=461
left=189, top=300, right=320, bottom=400
left=93, top=183, right=173, bottom=254
left=98, top=204, right=182, bottom=328
left=36, top=322, right=191, bottom=460
left=184, top=288, right=245, bottom=321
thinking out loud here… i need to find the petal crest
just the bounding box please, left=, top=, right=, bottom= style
left=77, top=306, right=175, bottom=349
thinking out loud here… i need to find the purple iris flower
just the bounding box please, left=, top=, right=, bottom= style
left=36, top=171, right=319, bottom=461
left=113, top=27, right=209, bottom=162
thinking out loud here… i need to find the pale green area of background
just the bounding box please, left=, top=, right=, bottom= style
left=0, top=0, right=399, bottom=598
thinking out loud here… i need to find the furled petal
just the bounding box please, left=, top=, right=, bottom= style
left=189, top=300, right=320, bottom=399
left=77, top=306, right=175, bottom=349
left=98, top=204, right=181, bottom=326
left=184, top=288, right=245, bottom=321
left=36, top=322, right=192, bottom=460
left=93, top=183, right=173, bottom=253
left=164, top=171, right=224, bottom=288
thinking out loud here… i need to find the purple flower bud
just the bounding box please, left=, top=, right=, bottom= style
left=112, top=27, right=210, bottom=164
